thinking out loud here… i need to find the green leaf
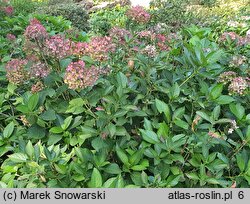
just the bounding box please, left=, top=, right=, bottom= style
left=174, top=119, right=189, bottom=130
left=103, top=177, right=117, bottom=188
left=59, top=58, right=72, bottom=69
left=104, top=163, right=122, bottom=174
left=49, top=127, right=64, bottom=134
left=129, top=149, right=144, bottom=166
left=246, top=126, right=250, bottom=141
left=171, top=83, right=180, bottom=99
left=229, top=103, right=245, bottom=120
left=155, top=99, right=171, bottom=122
left=88, top=168, right=102, bottom=188
left=131, top=160, right=149, bottom=171
left=72, top=174, right=85, bottom=182
left=212, top=105, right=221, bottom=121
left=139, top=129, right=160, bottom=144
left=16, top=105, right=29, bottom=113
left=116, top=72, right=127, bottom=88
left=25, top=141, right=34, bottom=157
left=3, top=122, right=14, bottom=138
left=40, top=109, right=56, bottom=121
left=28, top=94, right=39, bottom=111
left=66, top=98, right=85, bottom=114
left=186, top=172, right=199, bottom=180
left=157, top=122, right=169, bottom=139
left=215, top=95, right=235, bottom=105
left=116, top=145, right=129, bottom=165
left=8, top=153, right=28, bottom=163
left=210, top=84, right=223, bottom=99
left=107, top=123, right=116, bottom=137
left=206, top=178, right=220, bottom=184
left=236, top=154, right=245, bottom=172
left=48, top=134, right=63, bottom=145
left=196, top=111, right=212, bottom=123
left=61, top=116, right=73, bottom=130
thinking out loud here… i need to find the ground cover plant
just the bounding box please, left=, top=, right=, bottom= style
left=0, top=0, right=250, bottom=188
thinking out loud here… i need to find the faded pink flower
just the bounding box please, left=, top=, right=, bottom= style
left=72, top=42, right=87, bottom=56
left=229, top=55, right=246, bottom=67
left=109, top=27, right=132, bottom=44
left=30, top=61, right=50, bottom=78
left=24, top=18, right=48, bottom=40
left=4, top=6, right=14, bottom=15
left=5, top=59, right=29, bottom=84
left=219, top=32, right=247, bottom=46
left=44, top=34, right=73, bottom=59
left=142, top=45, right=157, bottom=57
left=83, top=36, right=116, bottom=61
left=6, top=33, right=16, bottom=41
left=64, top=60, right=107, bottom=90
left=126, top=6, right=151, bottom=24
left=31, top=81, right=44, bottom=93
left=228, top=77, right=248, bottom=95
left=137, top=30, right=155, bottom=40
left=218, top=71, right=237, bottom=84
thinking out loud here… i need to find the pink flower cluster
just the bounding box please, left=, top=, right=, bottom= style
left=44, top=34, right=72, bottom=59
left=81, top=36, right=116, bottom=61
left=219, top=32, right=250, bottom=46
left=4, top=6, right=13, bottom=15
left=109, top=27, right=132, bottom=44
left=136, top=31, right=171, bottom=51
left=30, top=61, right=50, bottom=78
left=228, top=77, right=248, bottom=95
left=72, top=42, right=87, bottom=56
left=218, top=72, right=249, bottom=96
left=5, top=59, right=29, bottom=84
left=64, top=60, right=107, bottom=90
left=218, top=71, right=237, bottom=84
left=137, top=30, right=155, bottom=41
left=126, top=6, right=151, bottom=24
left=142, top=45, right=157, bottom=57
left=6, top=33, right=16, bottom=41
left=24, top=18, right=48, bottom=40
left=229, top=55, right=246, bottom=68
left=155, top=34, right=170, bottom=51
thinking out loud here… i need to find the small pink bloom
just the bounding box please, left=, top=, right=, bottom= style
left=96, top=107, right=104, bottom=111
left=6, top=33, right=16, bottom=41
left=4, top=6, right=14, bottom=15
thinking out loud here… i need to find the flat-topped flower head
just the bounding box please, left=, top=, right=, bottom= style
left=24, top=18, right=48, bottom=40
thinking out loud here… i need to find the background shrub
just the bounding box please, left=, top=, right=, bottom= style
left=36, top=3, right=89, bottom=32
left=10, top=0, right=44, bottom=15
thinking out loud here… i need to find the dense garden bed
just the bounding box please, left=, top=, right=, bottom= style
left=0, top=0, right=250, bottom=188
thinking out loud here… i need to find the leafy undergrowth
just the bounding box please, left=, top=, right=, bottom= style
left=0, top=0, right=250, bottom=188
